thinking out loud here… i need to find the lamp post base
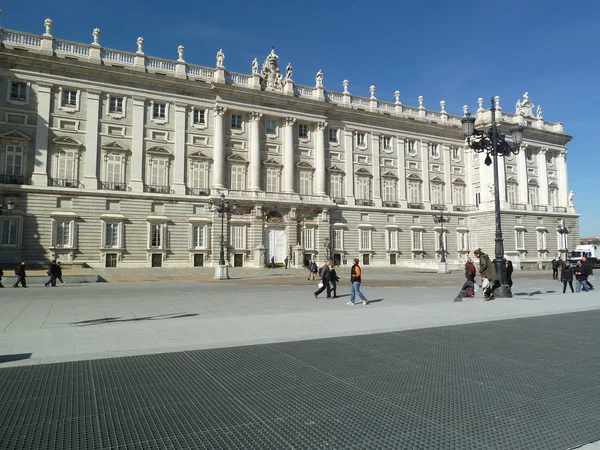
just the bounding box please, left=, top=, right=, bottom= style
left=214, top=264, right=230, bottom=280
left=437, top=262, right=450, bottom=274
left=493, top=283, right=512, bottom=298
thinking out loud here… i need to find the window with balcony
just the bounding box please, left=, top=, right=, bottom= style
left=1, top=218, right=20, bottom=247
left=266, top=119, right=277, bottom=135
left=329, top=173, right=343, bottom=199
left=298, top=124, right=309, bottom=138
left=328, top=128, right=338, bottom=143
left=408, top=180, right=422, bottom=204
left=431, top=182, right=444, bottom=207
left=4, top=145, right=23, bottom=177
left=356, top=177, right=371, bottom=201
left=382, top=179, right=397, bottom=204
left=189, top=161, right=208, bottom=193
left=299, top=171, right=313, bottom=195
left=265, top=168, right=280, bottom=193
left=104, top=154, right=123, bottom=185
left=149, top=159, right=168, bottom=186
left=303, top=228, right=315, bottom=250
left=230, top=166, right=246, bottom=190
left=452, top=183, right=466, bottom=206
left=56, top=149, right=77, bottom=184
left=528, top=185, right=539, bottom=206
left=548, top=188, right=558, bottom=208
left=507, top=182, right=519, bottom=205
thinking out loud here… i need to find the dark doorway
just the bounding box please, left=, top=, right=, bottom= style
left=193, top=253, right=204, bottom=267
left=151, top=254, right=162, bottom=267
left=362, top=254, right=370, bottom=265
left=389, top=254, right=396, bottom=265
left=333, top=253, right=342, bottom=266
left=234, top=254, right=243, bottom=267
left=105, top=253, right=117, bottom=268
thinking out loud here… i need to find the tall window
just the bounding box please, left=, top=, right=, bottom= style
left=56, top=221, right=71, bottom=247
left=356, top=177, right=370, bottom=200
left=190, top=162, right=207, bottom=189
left=105, top=154, right=122, bottom=183
left=333, top=229, right=343, bottom=250
left=328, top=128, right=338, bottom=143
left=193, top=109, right=206, bottom=125
left=548, top=188, right=558, bottom=207
left=412, top=230, right=423, bottom=250
left=360, top=229, right=372, bottom=250
left=266, top=119, right=277, bottom=135
left=10, top=82, right=27, bottom=102
left=528, top=185, right=539, bottom=206
left=1, top=218, right=19, bottom=246
left=431, top=183, right=444, bottom=206
left=452, top=147, right=460, bottom=160
left=408, top=180, right=422, bottom=204
left=526, top=149, right=534, bottom=161
left=299, top=172, right=312, bottom=195
left=298, top=124, right=309, bottom=138
left=383, top=179, right=397, bottom=202
left=231, top=226, right=246, bottom=249
left=104, top=223, right=120, bottom=248
left=407, top=140, right=416, bottom=155
left=329, top=174, right=343, bottom=198
left=265, top=168, right=280, bottom=193
left=193, top=225, right=206, bottom=249
left=150, top=159, right=167, bottom=186
left=149, top=223, right=165, bottom=248
left=452, top=184, right=466, bottom=206
left=303, top=228, right=314, bottom=250
left=383, top=136, right=392, bottom=150
left=356, top=133, right=366, bottom=147
left=153, top=103, right=166, bottom=119
left=515, top=230, right=525, bottom=249
left=4, top=145, right=23, bottom=176
left=230, top=166, right=245, bottom=190
left=387, top=230, right=398, bottom=251
left=430, top=143, right=440, bottom=157
left=62, top=90, right=77, bottom=107
left=537, top=231, right=547, bottom=250
left=458, top=232, right=469, bottom=251
left=507, top=183, right=519, bottom=204
left=109, top=96, right=124, bottom=113
left=57, top=149, right=76, bottom=180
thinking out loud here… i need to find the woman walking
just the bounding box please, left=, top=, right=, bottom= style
left=506, top=260, right=514, bottom=288
left=561, top=261, right=574, bottom=294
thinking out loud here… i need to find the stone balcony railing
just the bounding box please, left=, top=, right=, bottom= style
left=0, top=22, right=565, bottom=134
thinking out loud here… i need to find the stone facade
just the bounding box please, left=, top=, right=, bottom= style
left=0, top=17, right=578, bottom=270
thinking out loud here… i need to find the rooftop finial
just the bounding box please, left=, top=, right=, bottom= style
left=43, top=18, right=53, bottom=37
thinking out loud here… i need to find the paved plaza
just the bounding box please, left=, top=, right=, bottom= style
left=1, top=268, right=600, bottom=448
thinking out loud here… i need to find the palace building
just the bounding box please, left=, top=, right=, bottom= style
left=0, top=17, right=578, bottom=270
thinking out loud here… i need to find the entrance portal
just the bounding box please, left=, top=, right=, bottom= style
left=266, top=228, right=286, bottom=265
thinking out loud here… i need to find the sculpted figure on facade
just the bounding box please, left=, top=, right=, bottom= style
left=315, top=69, right=323, bottom=88
left=216, top=49, right=225, bottom=68
left=568, top=190, right=575, bottom=206
left=515, top=99, right=521, bottom=115
left=252, top=58, right=259, bottom=75
left=44, top=18, right=53, bottom=37
left=260, top=48, right=285, bottom=92
left=177, top=45, right=185, bottom=62
left=516, top=92, right=534, bottom=117
left=136, top=37, right=144, bottom=54
left=285, top=63, right=293, bottom=81
left=536, top=105, right=543, bottom=119
left=92, top=28, right=101, bottom=46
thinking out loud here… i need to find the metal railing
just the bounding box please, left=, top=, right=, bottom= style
left=453, top=205, right=478, bottom=212
left=100, top=182, right=129, bottom=191
left=431, top=204, right=447, bottom=211
left=510, top=204, right=527, bottom=211
left=532, top=205, right=548, bottom=212
left=382, top=201, right=399, bottom=207
left=407, top=203, right=425, bottom=209
left=356, top=199, right=375, bottom=206
left=0, top=174, right=29, bottom=185
left=144, top=184, right=173, bottom=194
left=553, top=206, right=567, bottom=213
left=187, top=187, right=210, bottom=196
left=51, top=178, right=82, bottom=188
left=332, top=197, right=347, bottom=205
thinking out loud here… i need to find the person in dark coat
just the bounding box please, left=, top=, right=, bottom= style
left=314, top=260, right=332, bottom=298
left=55, top=262, right=64, bottom=285
left=506, top=260, right=514, bottom=287
left=561, top=261, right=574, bottom=294
left=45, top=260, right=58, bottom=287
left=582, top=256, right=594, bottom=290
left=454, top=280, right=475, bottom=302
left=13, top=261, right=27, bottom=288
left=474, top=249, right=497, bottom=300
left=551, top=258, right=559, bottom=280
left=574, top=260, right=590, bottom=293
left=270, top=256, right=276, bottom=269
left=329, top=264, right=340, bottom=298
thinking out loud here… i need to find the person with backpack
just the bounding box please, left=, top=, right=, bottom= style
left=313, top=260, right=332, bottom=298
left=348, top=258, right=369, bottom=305
left=13, top=261, right=27, bottom=288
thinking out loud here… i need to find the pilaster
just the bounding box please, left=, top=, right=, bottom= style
left=557, top=149, right=569, bottom=207
left=283, top=117, right=296, bottom=193
left=538, top=147, right=549, bottom=207
left=314, top=121, right=327, bottom=196
left=344, top=129, right=355, bottom=205
left=249, top=112, right=262, bottom=191
left=173, top=104, right=187, bottom=194
left=420, top=140, right=430, bottom=205
left=83, top=89, right=101, bottom=188
left=212, top=106, right=227, bottom=189
left=443, top=144, right=452, bottom=205
left=371, top=133, right=382, bottom=206
left=517, top=146, right=529, bottom=208
left=396, top=137, right=406, bottom=202
left=31, top=83, right=52, bottom=186
left=130, top=97, right=146, bottom=192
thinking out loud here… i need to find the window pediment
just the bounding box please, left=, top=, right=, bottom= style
left=430, top=176, right=444, bottom=183
left=263, top=158, right=282, bottom=167
left=354, top=167, right=372, bottom=177
left=296, top=161, right=314, bottom=170
left=53, top=136, right=82, bottom=147
left=406, top=173, right=422, bottom=181
left=327, top=165, right=345, bottom=173
left=227, top=154, right=248, bottom=164
left=188, top=151, right=211, bottom=160
left=381, top=171, right=398, bottom=179
left=147, top=146, right=172, bottom=157
left=506, top=176, right=518, bottom=183
left=101, top=141, right=130, bottom=153
left=452, top=178, right=466, bottom=185
left=528, top=179, right=539, bottom=186
left=0, top=130, right=31, bottom=141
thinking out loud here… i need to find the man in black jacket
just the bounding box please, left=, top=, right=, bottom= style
left=582, top=256, right=594, bottom=290
left=314, top=260, right=332, bottom=299
left=13, top=262, right=27, bottom=288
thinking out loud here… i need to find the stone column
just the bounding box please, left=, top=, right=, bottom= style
left=249, top=112, right=263, bottom=191
left=314, top=121, right=327, bottom=196
left=397, top=137, right=406, bottom=202
left=557, top=149, right=568, bottom=207
left=83, top=89, right=101, bottom=189
left=443, top=145, right=452, bottom=205
left=31, top=83, right=52, bottom=186
left=420, top=140, right=430, bottom=204
left=283, top=117, right=296, bottom=193
left=130, top=97, right=146, bottom=192
left=212, top=106, right=227, bottom=189
left=344, top=129, right=354, bottom=205
left=538, top=148, right=549, bottom=207
left=173, top=104, right=187, bottom=194
left=371, top=133, right=382, bottom=206
left=517, top=146, right=528, bottom=207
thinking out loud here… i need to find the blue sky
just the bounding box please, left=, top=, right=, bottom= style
left=3, top=0, right=598, bottom=236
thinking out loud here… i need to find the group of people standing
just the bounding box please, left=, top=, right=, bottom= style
left=310, top=258, right=369, bottom=305
left=555, top=256, right=594, bottom=293
left=463, top=249, right=513, bottom=301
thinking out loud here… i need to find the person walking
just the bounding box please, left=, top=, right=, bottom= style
left=582, top=256, right=594, bottom=290
left=270, top=256, right=276, bottom=269
left=284, top=256, right=289, bottom=269
left=348, top=258, right=368, bottom=305
left=473, top=249, right=497, bottom=301
left=44, top=260, right=58, bottom=287
left=314, top=260, right=332, bottom=298
left=561, top=261, right=574, bottom=294
left=13, top=262, right=27, bottom=288
left=551, top=258, right=559, bottom=280
left=574, top=260, right=590, bottom=293
left=329, top=263, right=340, bottom=298
left=556, top=256, right=564, bottom=281
left=307, top=260, right=318, bottom=280
left=55, top=262, right=65, bottom=285
left=506, top=260, right=514, bottom=287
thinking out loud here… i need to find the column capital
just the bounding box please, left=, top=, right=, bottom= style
left=316, top=121, right=328, bottom=131
left=285, top=117, right=296, bottom=127
left=214, top=106, right=227, bottom=116
left=250, top=111, right=263, bottom=122
left=540, top=147, right=548, bottom=154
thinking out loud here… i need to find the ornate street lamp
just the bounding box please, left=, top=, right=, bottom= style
left=0, top=199, right=15, bottom=215
left=557, top=219, right=569, bottom=262
left=461, top=98, right=524, bottom=298
left=433, top=212, right=450, bottom=273
left=209, top=193, right=237, bottom=279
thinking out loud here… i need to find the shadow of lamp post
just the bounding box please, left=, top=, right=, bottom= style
left=209, top=193, right=237, bottom=280
left=461, top=98, right=524, bottom=298
left=557, top=219, right=569, bottom=262
left=433, top=211, right=450, bottom=273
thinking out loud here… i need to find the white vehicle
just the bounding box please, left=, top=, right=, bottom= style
left=568, top=244, right=600, bottom=267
